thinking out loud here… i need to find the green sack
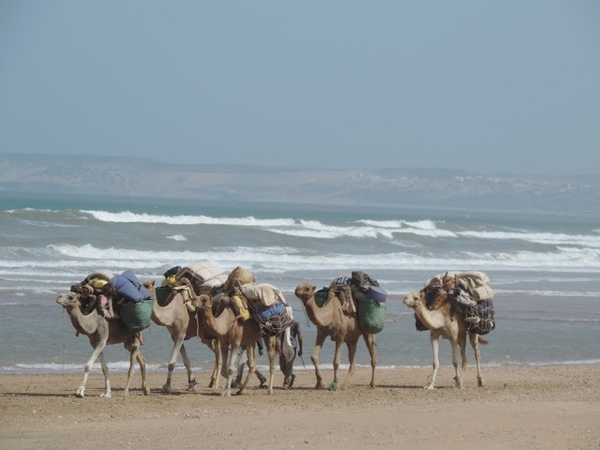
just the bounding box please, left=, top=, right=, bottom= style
left=119, top=299, right=154, bottom=332
left=356, top=298, right=386, bottom=334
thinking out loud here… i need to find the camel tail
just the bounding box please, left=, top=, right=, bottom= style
left=478, top=335, right=489, bottom=345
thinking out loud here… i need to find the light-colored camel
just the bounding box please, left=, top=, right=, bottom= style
left=190, top=294, right=278, bottom=396
left=56, top=291, right=149, bottom=398
left=144, top=280, right=221, bottom=393
left=403, top=282, right=486, bottom=389
left=294, top=283, right=377, bottom=391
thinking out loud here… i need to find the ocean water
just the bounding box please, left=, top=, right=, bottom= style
left=1, top=191, right=599, bottom=377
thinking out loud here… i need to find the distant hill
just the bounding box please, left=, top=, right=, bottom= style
left=1, top=153, right=598, bottom=215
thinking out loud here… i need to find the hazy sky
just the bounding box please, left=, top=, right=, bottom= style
left=1, top=1, right=599, bottom=175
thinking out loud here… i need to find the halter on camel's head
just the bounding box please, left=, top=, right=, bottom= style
left=57, top=291, right=82, bottom=308
left=294, top=283, right=316, bottom=300
left=196, top=294, right=213, bottom=312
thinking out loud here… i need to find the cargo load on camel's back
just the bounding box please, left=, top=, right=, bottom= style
left=318, top=271, right=387, bottom=334
left=240, top=281, right=293, bottom=336
left=155, top=260, right=228, bottom=307
left=70, top=269, right=154, bottom=332
left=108, top=270, right=154, bottom=332
left=416, top=271, right=496, bottom=335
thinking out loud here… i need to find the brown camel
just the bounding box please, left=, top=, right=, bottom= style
left=56, top=291, right=149, bottom=398
left=294, top=283, right=377, bottom=391
left=144, top=280, right=221, bottom=393
left=190, top=294, right=278, bottom=396
left=402, top=277, right=486, bottom=389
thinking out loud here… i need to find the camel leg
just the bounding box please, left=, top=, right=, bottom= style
left=311, top=330, right=326, bottom=389
left=162, top=334, right=185, bottom=393
left=136, top=351, right=150, bottom=395
left=237, top=346, right=255, bottom=395
left=213, top=341, right=224, bottom=393
left=426, top=331, right=440, bottom=389
left=450, top=337, right=463, bottom=389
left=363, top=333, right=377, bottom=389
left=459, top=338, right=468, bottom=374
left=77, top=341, right=107, bottom=398
left=98, top=352, right=112, bottom=398
left=330, top=339, right=344, bottom=391
left=208, top=340, right=221, bottom=391
left=179, top=344, right=198, bottom=391
left=221, top=342, right=239, bottom=397
left=265, top=336, right=276, bottom=395
left=340, top=340, right=358, bottom=391
left=470, top=333, right=484, bottom=387
left=122, top=342, right=138, bottom=397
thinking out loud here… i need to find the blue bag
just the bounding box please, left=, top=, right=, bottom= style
left=109, top=270, right=151, bottom=303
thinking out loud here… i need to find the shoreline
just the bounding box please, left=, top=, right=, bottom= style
left=3, top=358, right=600, bottom=376
left=1, top=364, right=599, bottom=450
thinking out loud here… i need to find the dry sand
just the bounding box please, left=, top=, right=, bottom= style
left=1, top=365, right=599, bottom=450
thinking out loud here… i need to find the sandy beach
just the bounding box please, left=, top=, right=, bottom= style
left=1, top=364, right=598, bottom=450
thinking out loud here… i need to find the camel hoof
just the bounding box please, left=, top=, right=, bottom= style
left=221, top=389, right=231, bottom=397
left=75, top=391, right=85, bottom=398
left=100, top=392, right=112, bottom=398
left=122, top=391, right=130, bottom=397
left=478, top=379, right=485, bottom=387
left=161, top=384, right=173, bottom=394
left=425, top=385, right=435, bottom=390
left=143, top=387, right=150, bottom=396
left=454, top=376, right=463, bottom=389
left=328, top=382, right=338, bottom=391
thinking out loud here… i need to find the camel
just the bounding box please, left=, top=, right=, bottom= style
left=402, top=278, right=486, bottom=389
left=56, top=290, right=149, bottom=398
left=294, top=283, right=377, bottom=391
left=144, top=280, right=221, bottom=393
left=189, top=294, right=278, bottom=396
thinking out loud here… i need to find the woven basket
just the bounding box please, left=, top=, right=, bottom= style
left=356, top=298, right=386, bottom=334
left=119, top=299, right=154, bottom=332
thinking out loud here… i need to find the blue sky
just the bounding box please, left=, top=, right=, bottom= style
left=1, top=1, right=599, bottom=175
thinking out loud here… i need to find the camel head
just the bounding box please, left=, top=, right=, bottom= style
left=190, top=293, right=213, bottom=313
left=294, top=283, right=317, bottom=303
left=56, top=291, right=81, bottom=310
left=404, top=286, right=450, bottom=311
left=402, top=290, right=424, bottom=309
left=141, top=279, right=156, bottom=298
